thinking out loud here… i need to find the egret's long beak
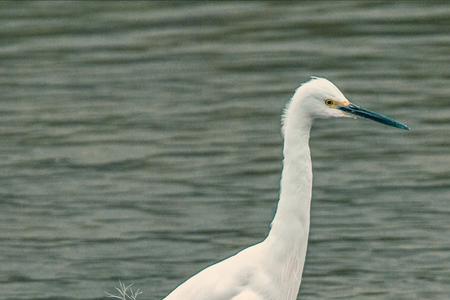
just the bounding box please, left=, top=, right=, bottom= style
left=338, top=103, right=409, bottom=130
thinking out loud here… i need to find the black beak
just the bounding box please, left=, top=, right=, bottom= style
left=339, top=104, right=409, bottom=130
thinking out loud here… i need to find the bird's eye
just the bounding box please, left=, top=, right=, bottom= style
left=325, top=99, right=334, bottom=106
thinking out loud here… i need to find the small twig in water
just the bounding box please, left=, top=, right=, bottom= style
left=105, top=281, right=143, bottom=300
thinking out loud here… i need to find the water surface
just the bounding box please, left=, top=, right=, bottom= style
left=1, top=1, right=450, bottom=300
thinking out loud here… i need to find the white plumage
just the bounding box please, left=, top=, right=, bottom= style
left=163, top=77, right=408, bottom=300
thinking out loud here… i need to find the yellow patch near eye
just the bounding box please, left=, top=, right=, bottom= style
left=325, top=99, right=350, bottom=108
left=337, top=100, right=351, bottom=107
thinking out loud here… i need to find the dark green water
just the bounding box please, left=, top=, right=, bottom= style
left=1, top=1, right=449, bottom=299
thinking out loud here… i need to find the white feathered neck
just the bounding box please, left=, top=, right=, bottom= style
left=265, top=91, right=314, bottom=298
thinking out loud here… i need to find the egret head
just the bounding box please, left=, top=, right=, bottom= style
left=284, top=77, right=409, bottom=131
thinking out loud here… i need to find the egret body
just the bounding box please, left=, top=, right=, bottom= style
left=163, top=77, right=408, bottom=300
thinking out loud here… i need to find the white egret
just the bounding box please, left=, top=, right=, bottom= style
left=163, top=77, right=409, bottom=300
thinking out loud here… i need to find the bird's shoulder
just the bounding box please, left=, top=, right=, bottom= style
left=163, top=242, right=269, bottom=300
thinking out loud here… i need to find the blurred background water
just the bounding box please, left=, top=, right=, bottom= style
left=0, top=1, right=449, bottom=299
